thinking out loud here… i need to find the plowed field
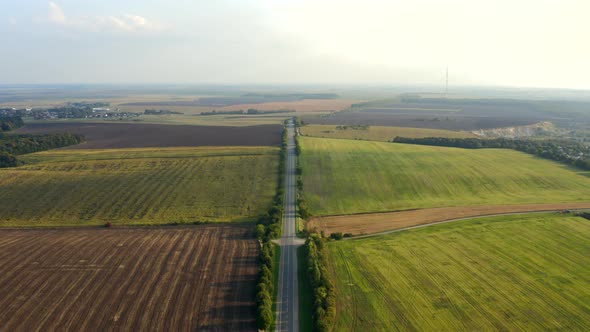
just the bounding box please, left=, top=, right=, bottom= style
left=0, top=226, right=258, bottom=331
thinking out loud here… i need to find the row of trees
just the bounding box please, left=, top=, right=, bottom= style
left=293, top=117, right=336, bottom=331
left=0, top=116, right=24, bottom=132
left=294, top=133, right=311, bottom=220
left=0, top=133, right=83, bottom=168
left=304, top=234, right=336, bottom=331
left=254, top=126, right=288, bottom=331
left=393, top=136, right=590, bottom=171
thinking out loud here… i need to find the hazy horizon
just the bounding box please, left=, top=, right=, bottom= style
left=1, top=1, right=589, bottom=89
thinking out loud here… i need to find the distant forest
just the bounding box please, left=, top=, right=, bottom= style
left=393, top=137, right=590, bottom=171
left=0, top=133, right=83, bottom=167
left=0, top=116, right=24, bottom=132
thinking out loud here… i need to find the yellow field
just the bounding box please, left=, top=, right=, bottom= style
left=0, top=147, right=279, bottom=226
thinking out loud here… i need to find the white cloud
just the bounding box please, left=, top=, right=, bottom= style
left=48, top=1, right=66, bottom=25
left=8, top=18, right=17, bottom=25
left=46, top=1, right=162, bottom=33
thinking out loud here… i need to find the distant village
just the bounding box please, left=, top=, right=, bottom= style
left=0, top=102, right=140, bottom=120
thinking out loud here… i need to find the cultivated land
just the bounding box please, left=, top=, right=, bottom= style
left=330, top=214, right=590, bottom=331
left=303, top=98, right=590, bottom=131
left=300, top=137, right=590, bottom=216
left=16, top=122, right=282, bottom=148
left=309, top=202, right=590, bottom=235
left=0, top=147, right=278, bottom=226
left=214, top=99, right=358, bottom=113
left=300, top=124, right=476, bottom=142
left=0, top=225, right=258, bottom=331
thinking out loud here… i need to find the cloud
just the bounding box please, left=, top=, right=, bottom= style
left=8, top=18, right=17, bottom=25
left=48, top=1, right=66, bottom=25
left=47, top=1, right=162, bottom=33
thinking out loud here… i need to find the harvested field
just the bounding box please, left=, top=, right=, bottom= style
left=330, top=214, right=590, bottom=330
left=300, top=124, right=476, bottom=142
left=304, top=111, right=538, bottom=130
left=309, top=203, right=590, bottom=235
left=0, top=225, right=259, bottom=331
left=1, top=147, right=278, bottom=226
left=16, top=122, right=282, bottom=149
left=215, top=99, right=359, bottom=113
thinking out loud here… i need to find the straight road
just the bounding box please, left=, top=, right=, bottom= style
left=276, top=119, right=304, bottom=332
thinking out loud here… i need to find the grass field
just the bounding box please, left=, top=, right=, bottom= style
left=330, top=213, right=590, bottom=331
left=0, top=225, right=258, bottom=330
left=300, top=124, right=475, bottom=142
left=0, top=147, right=278, bottom=226
left=300, top=137, right=590, bottom=216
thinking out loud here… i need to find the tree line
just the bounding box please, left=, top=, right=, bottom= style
left=254, top=125, right=287, bottom=330
left=0, top=116, right=24, bottom=132
left=304, top=234, right=336, bottom=331
left=393, top=136, right=590, bottom=170
left=293, top=117, right=336, bottom=332
left=0, top=133, right=83, bottom=168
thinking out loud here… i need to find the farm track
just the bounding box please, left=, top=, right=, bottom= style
left=309, top=203, right=590, bottom=236
left=0, top=226, right=258, bottom=331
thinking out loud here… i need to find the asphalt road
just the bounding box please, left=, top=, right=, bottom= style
left=276, top=119, right=304, bottom=332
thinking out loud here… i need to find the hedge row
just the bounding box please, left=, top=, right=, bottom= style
left=294, top=120, right=311, bottom=221
left=304, top=234, right=336, bottom=332
left=256, top=241, right=277, bottom=329
left=255, top=124, right=288, bottom=331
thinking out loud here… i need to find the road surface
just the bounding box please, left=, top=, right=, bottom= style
left=276, top=119, right=304, bottom=332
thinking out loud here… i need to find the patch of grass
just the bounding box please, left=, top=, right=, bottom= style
left=0, top=147, right=278, bottom=226
left=330, top=213, right=590, bottom=331
left=300, top=137, right=590, bottom=216
left=298, top=245, right=313, bottom=332
left=300, top=124, right=476, bottom=142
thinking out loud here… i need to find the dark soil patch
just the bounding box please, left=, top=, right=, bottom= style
left=16, top=122, right=282, bottom=149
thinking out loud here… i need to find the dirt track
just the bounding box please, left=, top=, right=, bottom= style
left=308, top=203, right=590, bottom=236
left=16, top=122, right=282, bottom=148
left=0, top=225, right=258, bottom=331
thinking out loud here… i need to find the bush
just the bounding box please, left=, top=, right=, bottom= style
left=330, top=232, right=343, bottom=240
left=256, top=224, right=266, bottom=241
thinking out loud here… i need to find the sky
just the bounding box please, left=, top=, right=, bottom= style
left=0, top=0, right=589, bottom=89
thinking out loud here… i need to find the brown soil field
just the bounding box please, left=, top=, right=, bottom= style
left=304, top=111, right=539, bottom=130
left=308, top=203, right=590, bottom=236
left=0, top=225, right=259, bottom=331
left=16, top=122, right=282, bottom=148
left=216, top=99, right=360, bottom=113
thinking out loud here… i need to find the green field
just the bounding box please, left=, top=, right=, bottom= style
left=0, top=147, right=278, bottom=226
left=330, top=213, right=590, bottom=331
left=300, top=137, right=590, bottom=216
left=300, top=124, right=475, bottom=142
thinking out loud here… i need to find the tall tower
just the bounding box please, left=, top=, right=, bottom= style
left=445, top=66, right=449, bottom=97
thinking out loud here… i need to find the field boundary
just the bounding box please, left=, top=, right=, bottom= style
left=308, top=203, right=590, bottom=237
